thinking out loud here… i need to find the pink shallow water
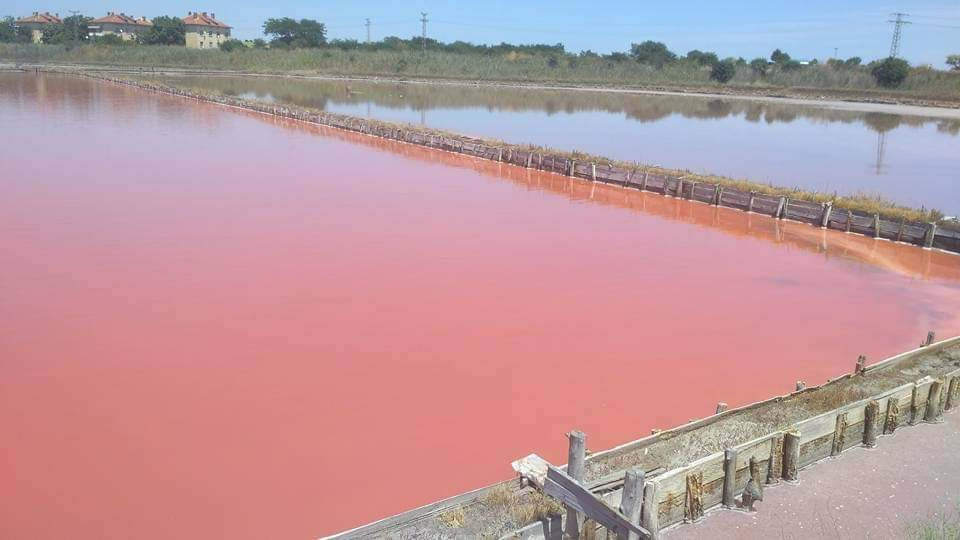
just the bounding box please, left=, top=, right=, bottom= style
left=1, top=73, right=959, bottom=539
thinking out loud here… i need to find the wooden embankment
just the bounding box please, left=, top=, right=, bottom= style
left=58, top=68, right=960, bottom=255
left=325, top=334, right=960, bottom=539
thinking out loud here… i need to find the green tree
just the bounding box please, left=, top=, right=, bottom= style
left=871, top=57, right=910, bottom=87
left=630, top=41, right=677, bottom=68
left=42, top=15, right=92, bottom=44
left=263, top=17, right=325, bottom=48
left=947, top=55, right=960, bottom=71
left=686, top=49, right=718, bottom=66
left=0, top=16, right=31, bottom=43
left=844, top=56, right=862, bottom=67
left=710, top=59, right=736, bottom=83
left=144, top=16, right=185, bottom=45
left=749, top=57, right=769, bottom=75
left=770, top=48, right=791, bottom=64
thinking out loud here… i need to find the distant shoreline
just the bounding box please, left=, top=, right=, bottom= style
left=2, top=55, right=958, bottom=114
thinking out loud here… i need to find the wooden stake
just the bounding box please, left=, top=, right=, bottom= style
left=641, top=481, right=660, bottom=540
left=883, top=398, right=900, bottom=434
left=722, top=448, right=737, bottom=508
left=846, top=210, right=853, bottom=233
left=569, top=160, right=576, bottom=177
left=820, top=202, right=833, bottom=228
left=946, top=377, right=958, bottom=411
left=924, top=331, right=936, bottom=347
left=910, top=386, right=922, bottom=425
left=565, top=430, right=586, bottom=537
left=863, top=400, right=879, bottom=448
left=831, top=412, right=848, bottom=456
left=855, top=355, right=867, bottom=375
left=925, top=381, right=943, bottom=423
left=640, top=172, right=649, bottom=191
left=618, top=469, right=645, bottom=540
left=715, top=402, right=728, bottom=414
left=782, top=431, right=800, bottom=481
left=747, top=192, right=756, bottom=213
left=766, top=434, right=783, bottom=485
left=775, top=197, right=786, bottom=219
left=873, top=214, right=881, bottom=238
left=795, top=381, right=806, bottom=392
left=714, top=185, right=724, bottom=206
left=925, top=222, right=937, bottom=248
left=591, top=163, right=597, bottom=182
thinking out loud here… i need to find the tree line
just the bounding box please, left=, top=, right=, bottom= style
left=2, top=13, right=957, bottom=87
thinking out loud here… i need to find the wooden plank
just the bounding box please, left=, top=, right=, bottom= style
left=618, top=469, right=645, bottom=540
left=544, top=466, right=649, bottom=538
left=641, top=481, right=660, bottom=540
left=684, top=473, right=704, bottom=522
left=831, top=412, right=848, bottom=456
left=783, top=431, right=800, bottom=481
left=722, top=448, right=737, bottom=507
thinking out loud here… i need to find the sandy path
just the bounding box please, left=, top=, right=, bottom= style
left=669, top=409, right=960, bottom=539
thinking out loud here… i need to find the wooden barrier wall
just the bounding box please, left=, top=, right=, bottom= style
left=67, top=70, right=960, bottom=255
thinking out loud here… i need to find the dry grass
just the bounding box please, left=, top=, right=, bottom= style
left=479, top=484, right=564, bottom=525
left=436, top=505, right=466, bottom=528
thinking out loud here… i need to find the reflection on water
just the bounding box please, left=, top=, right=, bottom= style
left=156, top=75, right=960, bottom=214
left=2, top=73, right=959, bottom=540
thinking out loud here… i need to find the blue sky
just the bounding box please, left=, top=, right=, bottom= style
left=8, top=1, right=960, bottom=66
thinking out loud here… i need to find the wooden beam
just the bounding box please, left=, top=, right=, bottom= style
left=925, top=381, right=943, bottom=423
left=641, top=481, right=660, bottom=540
left=863, top=400, right=879, bottom=448
left=544, top=466, right=649, bottom=539
left=783, top=431, right=800, bottom=481
left=618, top=469, right=645, bottom=540
left=722, top=448, right=737, bottom=508
left=831, top=412, right=848, bottom=456
left=566, top=430, right=586, bottom=537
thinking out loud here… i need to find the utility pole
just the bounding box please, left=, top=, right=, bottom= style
left=365, top=18, right=371, bottom=44
left=69, top=10, right=80, bottom=42
left=887, top=12, right=911, bottom=58
left=833, top=47, right=838, bottom=59
left=420, top=12, right=428, bottom=52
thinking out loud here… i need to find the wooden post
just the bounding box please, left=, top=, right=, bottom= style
left=910, top=386, right=922, bottom=425
left=747, top=192, right=756, bottom=213
left=884, top=397, right=901, bottom=434
left=775, top=197, right=786, bottom=219
left=766, top=434, right=783, bottom=485
left=538, top=153, right=544, bottom=170
left=873, top=214, right=881, bottom=238
left=924, top=331, right=936, bottom=347
left=722, top=448, right=737, bottom=508
left=714, top=185, right=724, bottom=206
left=925, top=381, right=944, bottom=423
left=897, top=219, right=905, bottom=242
left=820, top=202, right=833, bottom=228
left=591, top=163, right=597, bottom=182
left=569, top=160, right=576, bottom=177
left=676, top=178, right=683, bottom=198
left=925, top=222, right=937, bottom=248
left=715, top=402, right=728, bottom=414
left=855, top=355, right=867, bottom=375
left=863, top=400, right=879, bottom=448
left=795, top=381, right=806, bottom=392
left=689, top=181, right=697, bottom=201
left=497, top=148, right=503, bottom=162
left=565, top=430, right=586, bottom=537
left=947, top=377, right=958, bottom=411
left=618, top=469, right=645, bottom=540
left=641, top=480, right=660, bottom=540
left=846, top=210, right=853, bottom=233
left=831, top=412, right=848, bottom=456
left=782, top=431, right=800, bottom=481
left=525, top=152, right=533, bottom=168
left=640, top=172, right=649, bottom=191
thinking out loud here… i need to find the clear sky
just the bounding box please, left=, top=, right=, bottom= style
left=8, top=1, right=960, bottom=67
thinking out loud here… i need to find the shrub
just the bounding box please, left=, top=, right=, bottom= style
left=219, top=39, right=246, bottom=52
left=630, top=40, right=677, bottom=68
left=749, top=57, right=769, bottom=75
left=710, top=59, right=736, bottom=83
left=781, top=60, right=802, bottom=72
left=871, top=57, right=910, bottom=88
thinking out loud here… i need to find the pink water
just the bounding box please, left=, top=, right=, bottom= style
left=1, top=73, right=959, bottom=539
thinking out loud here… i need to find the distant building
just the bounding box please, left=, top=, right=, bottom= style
left=182, top=12, right=231, bottom=49
left=88, top=13, right=152, bottom=41
left=15, top=12, right=62, bottom=43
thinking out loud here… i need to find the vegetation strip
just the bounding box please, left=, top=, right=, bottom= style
left=57, top=68, right=959, bottom=254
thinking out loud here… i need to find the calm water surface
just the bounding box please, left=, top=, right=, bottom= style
left=156, top=75, right=960, bottom=214
left=2, top=73, right=960, bottom=539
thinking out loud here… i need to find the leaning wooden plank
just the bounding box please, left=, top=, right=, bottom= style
left=544, top=466, right=649, bottom=538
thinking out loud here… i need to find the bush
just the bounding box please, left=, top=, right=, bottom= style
left=749, top=57, right=769, bottom=75
left=630, top=40, right=677, bottom=68
left=781, top=60, right=802, bottom=72
left=710, top=60, right=736, bottom=83
left=219, top=39, right=246, bottom=52
left=871, top=57, right=910, bottom=88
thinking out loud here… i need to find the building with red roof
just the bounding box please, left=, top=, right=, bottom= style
left=88, top=12, right=152, bottom=41
left=15, top=12, right=62, bottom=43
left=182, top=12, right=231, bottom=49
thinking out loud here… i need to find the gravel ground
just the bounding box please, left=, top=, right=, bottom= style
left=669, top=408, right=960, bottom=540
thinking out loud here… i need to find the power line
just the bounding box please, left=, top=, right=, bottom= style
left=887, top=12, right=911, bottom=58
left=420, top=12, right=428, bottom=52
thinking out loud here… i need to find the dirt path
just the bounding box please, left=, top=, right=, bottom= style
left=669, top=408, right=960, bottom=539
